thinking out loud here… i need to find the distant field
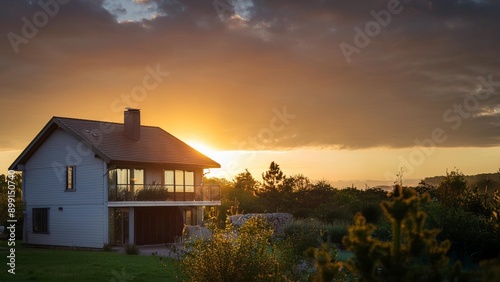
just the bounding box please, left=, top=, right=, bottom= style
left=0, top=241, right=179, bottom=282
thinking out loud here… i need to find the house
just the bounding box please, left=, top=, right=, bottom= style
left=9, top=109, right=221, bottom=248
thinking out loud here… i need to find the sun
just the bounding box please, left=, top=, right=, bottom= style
left=187, top=140, right=218, bottom=158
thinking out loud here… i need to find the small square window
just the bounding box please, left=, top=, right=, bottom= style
left=66, top=166, right=75, bottom=190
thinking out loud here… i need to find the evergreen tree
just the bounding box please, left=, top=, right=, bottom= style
left=234, top=169, right=258, bottom=192
left=257, top=162, right=286, bottom=212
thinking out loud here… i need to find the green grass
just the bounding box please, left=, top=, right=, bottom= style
left=0, top=241, right=179, bottom=282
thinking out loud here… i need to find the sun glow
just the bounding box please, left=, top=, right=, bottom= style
left=187, top=140, right=218, bottom=158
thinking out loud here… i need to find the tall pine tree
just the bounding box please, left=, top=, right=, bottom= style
left=257, top=162, right=286, bottom=212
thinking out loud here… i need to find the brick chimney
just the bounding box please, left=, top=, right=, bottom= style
left=124, top=108, right=140, bottom=141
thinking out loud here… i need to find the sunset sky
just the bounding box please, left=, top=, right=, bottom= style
left=1, top=0, right=500, bottom=187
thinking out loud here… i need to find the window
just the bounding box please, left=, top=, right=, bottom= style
left=66, top=166, right=75, bottom=190
left=175, top=170, right=184, bottom=192
left=164, top=170, right=174, bottom=191
left=164, top=170, right=195, bottom=192
left=114, top=168, right=144, bottom=186
left=185, top=171, right=194, bottom=192
left=185, top=209, right=193, bottom=225
left=33, top=208, right=49, bottom=233
left=108, top=168, right=145, bottom=201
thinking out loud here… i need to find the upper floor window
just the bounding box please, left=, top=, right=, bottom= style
left=66, top=166, right=75, bottom=190
left=164, top=170, right=194, bottom=192
left=109, top=168, right=144, bottom=186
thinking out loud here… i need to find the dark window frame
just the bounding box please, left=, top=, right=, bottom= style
left=33, top=208, right=49, bottom=234
left=66, top=166, right=75, bottom=191
left=163, top=169, right=195, bottom=192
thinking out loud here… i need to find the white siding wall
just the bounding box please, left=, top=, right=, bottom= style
left=23, top=128, right=107, bottom=248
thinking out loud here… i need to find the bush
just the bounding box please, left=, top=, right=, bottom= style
left=283, top=219, right=326, bottom=257
left=315, top=204, right=354, bottom=223
left=426, top=202, right=500, bottom=264
left=124, top=244, right=139, bottom=255
left=361, top=204, right=382, bottom=223
left=102, top=243, right=113, bottom=252
left=135, top=186, right=169, bottom=201
left=324, top=220, right=349, bottom=247
left=179, top=216, right=295, bottom=282
left=342, top=185, right=463, bottom=281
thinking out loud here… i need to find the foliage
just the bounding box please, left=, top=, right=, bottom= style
left=135, top=185, right=169, bottom=201
left=102, top=243, right=114, bottom=252
left=124, top=244, right=139, bottom=255
left=436, top=169, right=467, bottom=209
left=324, top=220, right=349, bottom=247
left=215, top=163, right=390, bottom=226
left=424, top=169, right=500, bottom=263
left=212, top=163, right=500, bottom=271
left=305, top=243, right=345, bottom=282
left=0, top=173, right=24, bottom=224
left=479, top=259, right=500, bottom=282
left=234, top=169, right=259, bottom=192
left=179, top=216, right=294, bottom=282
left=261, top=161, right=285, bottom=191
left=426, top=201, right=500, bottom=263
left=342, top=185, right=462, bottom=282
left=283, top=218, right=326, bottom=258
left=257, top=161, right=289, bottom=212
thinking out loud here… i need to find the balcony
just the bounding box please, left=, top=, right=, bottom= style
left=108, top=184, right=221, bottom=203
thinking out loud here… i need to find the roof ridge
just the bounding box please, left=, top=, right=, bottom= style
left=53, top=116, right=162, bottom=129
left=53, top=116, right=120, bottom=124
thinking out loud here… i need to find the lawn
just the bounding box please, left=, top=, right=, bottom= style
left=0, top=241, right=179, bottom=282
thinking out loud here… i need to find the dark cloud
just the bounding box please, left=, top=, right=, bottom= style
left=1, top=0, right=500, bottom=151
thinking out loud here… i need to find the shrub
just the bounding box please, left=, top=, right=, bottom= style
left=124, top=244, right=139, bottom=255
left=283, top=219, right=326, bottom=257
left=315, top=203, right=354, bottom=223
left=324, top=220, right=349, bottom=247
left=179, top=216, right=294, bottom=282
left=135, top=186, right=169, bottom=201
left=305, top=243, right=345, bottom=281
left=342, top=185, right=463, bottom=281
left=102, top=243, right=113, bottom=252
left=426, top=202, right=500, bottom=264
left=361, top=204, right=382, bottom=224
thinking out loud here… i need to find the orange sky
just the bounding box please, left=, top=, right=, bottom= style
left=1, top=0, right=500, bottom=187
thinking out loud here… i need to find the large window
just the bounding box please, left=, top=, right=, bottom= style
left=164, top=170, right=194, bottom=192
left=108, top=168, right=144, bottom=201
left=66, top=166, right=75, bottom=190
left=115, top=168, right=144, bottom=186
left=33, top=208, right=49, bottom=233
left=108, top=168, right=144, bottom=187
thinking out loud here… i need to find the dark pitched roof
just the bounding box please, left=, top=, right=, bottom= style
left=9, top=116, right=220, bottom=170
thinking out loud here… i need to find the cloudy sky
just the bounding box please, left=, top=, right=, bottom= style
left=1, top=0, right=500, bottom=186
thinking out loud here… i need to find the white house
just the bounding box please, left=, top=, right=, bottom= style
left=9, top=109, right=221, bottom=248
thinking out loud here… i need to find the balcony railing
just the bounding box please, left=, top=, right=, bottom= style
left=108, top=184, right=221, bottom=202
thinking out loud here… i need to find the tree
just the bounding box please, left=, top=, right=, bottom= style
left=257, top=162, right=287, bottom=212
left=437, top=169, right=467, bottom=209
left=342, top=185, right=462, bottom=281
left=234, top=169, right=258, bottom=192
left=261, top=161, right=285, bottom=191
left=283, top=174, right=312, bottom=192
left=0, top=173, right=24, bottom=225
